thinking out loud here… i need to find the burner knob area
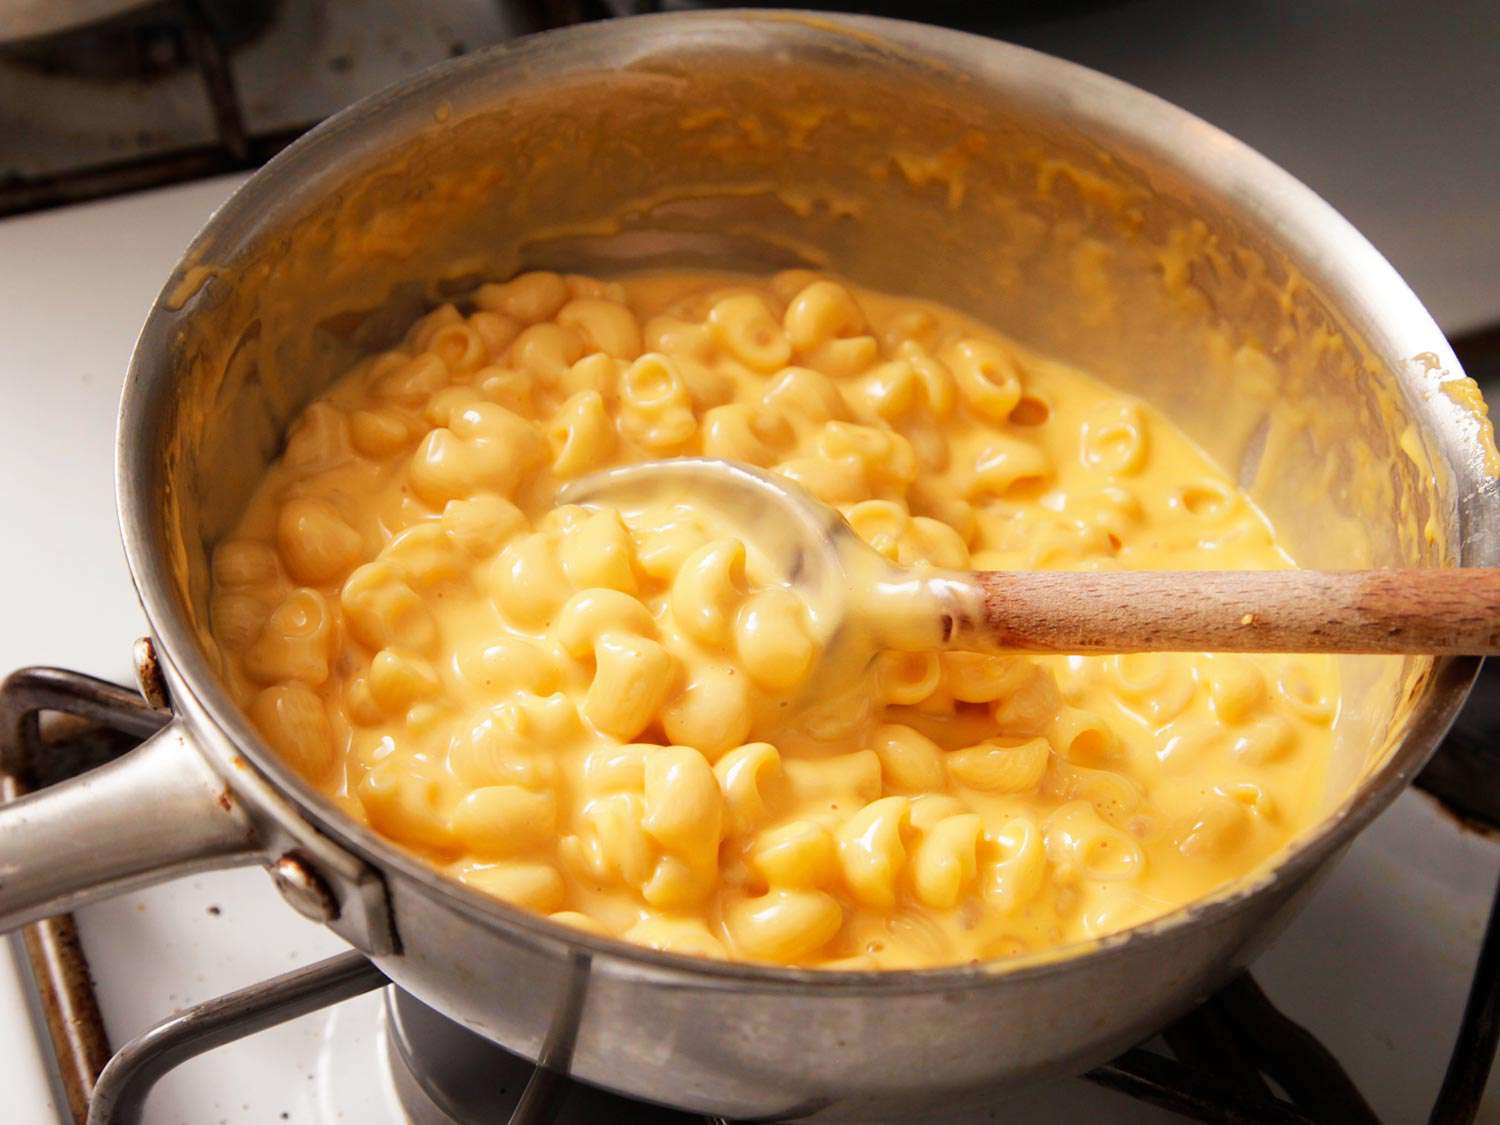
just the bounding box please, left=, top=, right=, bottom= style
left=269, top=853, right=340, bottom=923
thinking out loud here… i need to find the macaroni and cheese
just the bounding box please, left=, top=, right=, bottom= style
left=209, top=270, right=1337, bottom=968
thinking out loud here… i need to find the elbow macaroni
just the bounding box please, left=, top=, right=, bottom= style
left=210, top=270, right=1338, bottom=969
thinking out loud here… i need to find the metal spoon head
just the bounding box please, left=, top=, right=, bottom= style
left=558, top=458, right=890, bottom=737
left=558, top=458, right=855, bottom=640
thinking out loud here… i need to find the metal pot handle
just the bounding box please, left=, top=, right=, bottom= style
left=0, top=667, right=259, bottom=933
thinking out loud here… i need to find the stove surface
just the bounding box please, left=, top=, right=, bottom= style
left=2, top=4, right=1499, bottom=1120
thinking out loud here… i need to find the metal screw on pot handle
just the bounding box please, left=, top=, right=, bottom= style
left=0, top=668, right=260, bottom=934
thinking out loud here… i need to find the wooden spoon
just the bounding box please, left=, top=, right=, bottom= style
left=560, top=459, right=1500, bottom=656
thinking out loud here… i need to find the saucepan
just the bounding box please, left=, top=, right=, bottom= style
left=1, top=13, right=1495, bottom=1120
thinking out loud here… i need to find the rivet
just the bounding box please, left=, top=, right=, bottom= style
left=132, top=636, right=170, bottom=711
left=269, top=853, right=340, bottom=924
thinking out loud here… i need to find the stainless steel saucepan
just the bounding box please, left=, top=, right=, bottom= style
left=1, top=13, right=1494, bottom=1120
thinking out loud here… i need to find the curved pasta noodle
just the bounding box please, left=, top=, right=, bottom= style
left=357, top=756, right=458, bottom=854
left=582, top=631, right=678, bottom=741
left=946, top=738, right=1050, bottom=794
left=701, top=402, right=788, bottom=466
left=983, top=816, right=1047, bottom=913
left=784, top=750, right=882, bottom=809
left=556, top=298, right=642, bottom=360
left=551, top=589, right=655, bottom=658
left=1047, top=707, right=1118, bottom=765
left=990, top=664, right=1064, bottom=734
left=460, top=862, right=566, bottom=912
left=969, top=437, right=1051, bottom=499
left=819, top=421, right=917, bottom=490
left=1202, top=655, right=1268, bottom=724
left=837, top=796, right=911, bottom=908
left=468, top=309, right=521, bottom=360
left=671, top=538, right=747, bottom=645
left=1044, top=800, right=1144, bottom=881
left=283, top=403, right=353, bottom=477
left=243, top=589, right=336, bottom=685
left=869, top=723, right=946, bottom=793
left=409, top=401, right=543, bottom=505
left=1276, top=662, right=1335, bottom=724
left=784, top=280, right=878, bottom=376
left=548, top=389, right=616, bottom=477
left=714, top=741, right=784, bottom=837
left=448, top=785, right=556, bottom=857
left=763, top=365, right=850, bottom=424
left=440, top=495, right=524, bottom=560
left=623, top=916, right=727, bottom=960
left=559, top=509, right=638, bottom=593
left=910, top=813, right=982, bottom=909
left=276, top=498, right=363, bottom=585
left=475, top=272, right=569, bottom=323
left=1080, top=401, right=1149, bottom=476
left=382, top=523, right=465, bottom=590
left=942, top=653, right=1028, bottom=704
left=1044, top=760, right=1142, bottom=830
left=446, top=708, right=560, bottom=792
left=709, top=294, right=792, bottom=372
left=1230, top=715, right=1296, bottom=764
left=366, top=649, right=440, bottom=716
left=876, top=651, right=943, bottom=706
left=488, top=533, right=572, bottom=628
left=213, top=539, right=281, bottom=591
left=726, top=889, right=843, bottom=962
left=662, top=664, right=753, bottom=757
left=427, top=321, right=487, bottom=376
left=619, top=352, right=697, bottom=450
left=510, top=322, right=585, bottom=382
left=750, top=821, right=838, bottom=894
left=734, top=586, right=818, bottom=691
left=455, top=634, right=560, bottom=697
left=1173, top=792, right=1252, bottom=859
left=1105, top=653, right=1196, bottom=726
left=251, top=683, right=335, bottom=782
left=629, top=510, right=711, bottom=583
left=942, top=338, right=1022, bottom=423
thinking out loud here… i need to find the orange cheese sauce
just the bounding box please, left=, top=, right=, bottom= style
left=208, top=270, right=1336, bottom=968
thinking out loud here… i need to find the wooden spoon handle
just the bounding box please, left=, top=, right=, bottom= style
left=955, top=569, right=1500, bottom=654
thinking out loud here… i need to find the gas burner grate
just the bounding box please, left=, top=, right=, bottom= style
left=5, top=666, right=1499, bottom=1125
left=72, top=945, right=1475, bottom=1125
left=0, top=0, right=548, bottom=218
left=0, top=0, right=288, bottom=217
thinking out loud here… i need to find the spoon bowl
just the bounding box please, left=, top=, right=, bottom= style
left=560, top=458, right=857, bottom=644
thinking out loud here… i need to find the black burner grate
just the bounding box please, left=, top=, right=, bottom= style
left=0, top=0, right=548, bottom=218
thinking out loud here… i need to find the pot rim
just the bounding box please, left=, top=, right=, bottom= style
left=117, top=9, right=1490, bottom=994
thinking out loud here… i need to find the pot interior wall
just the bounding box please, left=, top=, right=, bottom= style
left=150, top=18, right=1450, bottom=827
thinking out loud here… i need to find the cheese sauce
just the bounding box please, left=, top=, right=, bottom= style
left=207, top=270, right=1336, bottom=968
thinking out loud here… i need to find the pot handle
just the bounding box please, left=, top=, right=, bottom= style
left=0, top=668, right=259, bottom=934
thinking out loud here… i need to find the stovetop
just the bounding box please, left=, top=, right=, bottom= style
left=2, top=2, right=1499, bottom=1123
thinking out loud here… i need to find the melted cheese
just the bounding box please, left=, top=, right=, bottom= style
left=208, top=270, right=1336, bottom=968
